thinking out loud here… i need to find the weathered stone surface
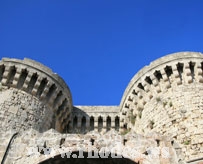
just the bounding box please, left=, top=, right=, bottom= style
left=1, top=52, right=203, bottom=163
left=2, top=129, right=178, bottom=164
left=120, top=52, right=203, bottom=163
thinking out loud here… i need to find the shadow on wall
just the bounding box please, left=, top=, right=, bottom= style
left=66, top=107, right=120, bottom=134
left=39, top=151, right=138, bottom=164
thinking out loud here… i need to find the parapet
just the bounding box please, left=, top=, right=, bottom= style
left=0, top=58, right=72, bottom=132
left=119, top=52, right=203, bottom=161
left=120, top=51, right=203, bottom=115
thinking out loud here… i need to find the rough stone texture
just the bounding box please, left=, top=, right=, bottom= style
left=68, top=106, right=120, bottom=133
left=1, top=52, right=203, bottom=164
left=120, top=52, right=203, bottom=163
left=0, top=86, right=52, bottom=133
left=0, top=58, right=72, bottom=132
left=2, top=129, right=178, bottom=164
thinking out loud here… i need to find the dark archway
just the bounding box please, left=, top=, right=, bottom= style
left=106, top=116, right=111, bottom=132
left=98, top=116, right=103, bottom=132
left=81, top=116, right=86, bottom=133
left=115, top=116, right=120, bottom=131
left=73, top=116, right=78, bottom=132
left=39, top=151, right=138, bottom=164
left=90, top=116, right=94, bottom=131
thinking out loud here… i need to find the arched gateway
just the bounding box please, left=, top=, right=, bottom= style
left=1, top=52, right=203, bottom=164
left=39, top=152, right=137, bottom=164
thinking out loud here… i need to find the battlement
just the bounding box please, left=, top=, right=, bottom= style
left=0, top=58, right=72, bottom=132
left=1, top=52, right=203, bottom=163
left=120, top=52, right=203, bottom=161
left=120, top=51, right=203, bottom=112
left=68, top=106, right=120, bottom=133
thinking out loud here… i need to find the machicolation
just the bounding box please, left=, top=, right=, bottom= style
left=1, top=52, right=203, bottom=164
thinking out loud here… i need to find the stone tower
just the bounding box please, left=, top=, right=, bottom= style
left=0, top=58, right=72, bottom=133
left=1, top=52, right=203, bottom=164
left=120, top=52, right=203, bottom=162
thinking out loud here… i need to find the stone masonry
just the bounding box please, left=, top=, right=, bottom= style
left=1, top=52, right=203, bottom=164
left=120, top=52, right=203, bottom=163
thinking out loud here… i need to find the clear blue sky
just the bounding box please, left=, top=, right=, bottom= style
left=1, top=0, right=203, bottom=105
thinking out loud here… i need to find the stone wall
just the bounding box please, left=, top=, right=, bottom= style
left=134, top=84, right=203, bottom=161
left=0, top=58, right=72, bottom=132
left=120, top=52, right=203, bottom=162
left=1, top=129, right=178, bottom=164
left=0, top=86, right=52, bottom=133
left=2, top=53, right=203, bottom=163
left=68, top=106, right=120, bottom=133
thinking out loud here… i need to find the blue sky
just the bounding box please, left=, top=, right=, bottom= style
left=1, top=0, right=203, bottom=105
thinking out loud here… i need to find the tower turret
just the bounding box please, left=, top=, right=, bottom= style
left=0, top=58, right=72, bottom=133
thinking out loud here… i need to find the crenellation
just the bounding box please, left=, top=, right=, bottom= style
left=0, top=58, right=72, bottom=134
left=36, top=78, right=48, bottom=98
left=39, top=80, right=52, bottom=100
left=11, top=67, right=22, bottom=88
left=161, top=68, right=171, bottom=89
left=31, top=76, right=43, bottom=95
left=119, top=52, right=203, bottom=163
left=184, top=62, right=193, bottom=84
left=196, top=62, right=203, bottom=83
left=27, top=72, right=38, bottom=93
left=1, top=65, right=10, bottom=85
left=2, top=52, right=203, bottom=163
left=0, top=64, right=5, bottom=82
left=17, top=68, right=28, bottom=89
left=7, top=65, right=17, bottom=87
left=21, top=70, right=32, bottom=90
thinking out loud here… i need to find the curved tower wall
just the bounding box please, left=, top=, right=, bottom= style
left=0, top=58, right=72, bottom=132
left=120, top=52, right=203, bottom=161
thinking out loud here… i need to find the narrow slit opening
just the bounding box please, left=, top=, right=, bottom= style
left=106, top=116, right=111, bottom=132
left=98, top=116, right=103, bottom=132
left=201, top=62, right=203, bottom=74
left=0, top=65, right=5, bottom=82
left=90, top=138, right=95, bottom=145
left=154, top=70, right=162, bottom=81
left=156, top=139, right=160, bottom=146
left=53, top=91, right=63, bottom=107
left=7, top=66, right=16, bottom=87
left=124, top=103, right=129, bottom=109
left=17, top=69, right=28, bottom=89
left=115, top=116, right=120, bottom=131
left=189, top=61, right=195, bottom=82
left=123, top=123, right=127, bottom=129
left=128, top=96, right=133, bottom=102
left=81, top=116, right=86, bottom=133
left=132, top=89, right=137, bottom=95
left=164, top=66, right=173, bottom=83
left=36, top=78, right=48, bottom=97
left=73, top=116, right=78, bottom=130
left=176, top=63, right=184, bottom=82
left=123, top=139, right=127, bottom=146
left=60, top=138, right=65, bottom=148
left=46, top=84, right=57, bottom=102
left=56, top=99, right=67, bottom=115
left=28, top=73, right=38, bottom=93
left=90, top=116, right=94, bottom=131
left=137, top=83, right=145, bottom=90
left=145, top=76, right=153, bottom=85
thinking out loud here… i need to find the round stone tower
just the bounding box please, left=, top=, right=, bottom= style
left=120, top=52, right=203, bottom=161
left=0, top=58, right=72, bottom=133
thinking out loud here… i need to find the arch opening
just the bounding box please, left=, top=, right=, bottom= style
left=98, top=116, right=103, bottom=132
left=115, top=116, right=120, bottom=131
left=39, top=151, right=138, bottom=164
left=90, top=116, right=94, bottom=131
left=106, top=116, right=111, bottom=132
left=81, top=116, right=86, bottom=133
left=73, top=116, right=78, bottom=131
